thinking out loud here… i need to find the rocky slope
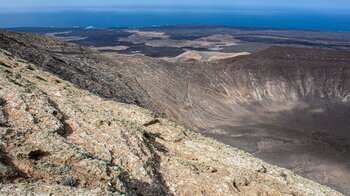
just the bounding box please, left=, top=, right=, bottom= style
left=0, top=49, right=343, bottom=195
left=0, top=30, right=157, bottom=110
left=0, top=29, right=349, bottom=194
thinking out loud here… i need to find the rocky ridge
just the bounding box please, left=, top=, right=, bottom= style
left=0, top=30, right=156, bottom=110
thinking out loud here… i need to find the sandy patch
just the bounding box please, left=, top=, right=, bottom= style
left=94, top=45, right=129, bottom=51
left=46, top=31, right=87, bottom=41
left=125, top=29, right=170, bottom=38
left=162, top=50, right=250, bottom=62
left=120, top=30, right=239, bottom=51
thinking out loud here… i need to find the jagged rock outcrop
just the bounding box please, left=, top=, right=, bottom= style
left=0, top=48, right=343, bottom=194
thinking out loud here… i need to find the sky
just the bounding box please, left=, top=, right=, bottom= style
left=1, top=0, right=350, bottom=10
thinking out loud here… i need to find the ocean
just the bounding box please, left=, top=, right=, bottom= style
left=1, top=7, right=350, bottom=31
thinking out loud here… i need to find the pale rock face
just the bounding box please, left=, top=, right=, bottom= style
left=0, top=50, right=342, bottom=195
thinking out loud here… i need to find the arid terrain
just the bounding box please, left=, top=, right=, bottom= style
left=0, top=39, right=342, bottom=195
left=12, top=25, right=350, bottom=59
left=0, top=27, right=350, bottom=194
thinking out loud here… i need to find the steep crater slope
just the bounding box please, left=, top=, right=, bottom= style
left=0, top=30, right=350, bottom=194
left=114, top=47, right=350, bottom=194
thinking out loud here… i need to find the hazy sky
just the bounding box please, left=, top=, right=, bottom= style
left=1, top=0, right=349, bottom=10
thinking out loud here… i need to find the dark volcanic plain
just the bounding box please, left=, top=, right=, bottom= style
left=11, top=25, right=350, bottom=57
left=1, top=26, right=350, bottom=194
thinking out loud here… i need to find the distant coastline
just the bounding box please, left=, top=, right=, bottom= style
left=1, top=8, right=350, bottom=32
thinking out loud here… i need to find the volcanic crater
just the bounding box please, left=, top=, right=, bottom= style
left=0, top=28, right=350, bottom=194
